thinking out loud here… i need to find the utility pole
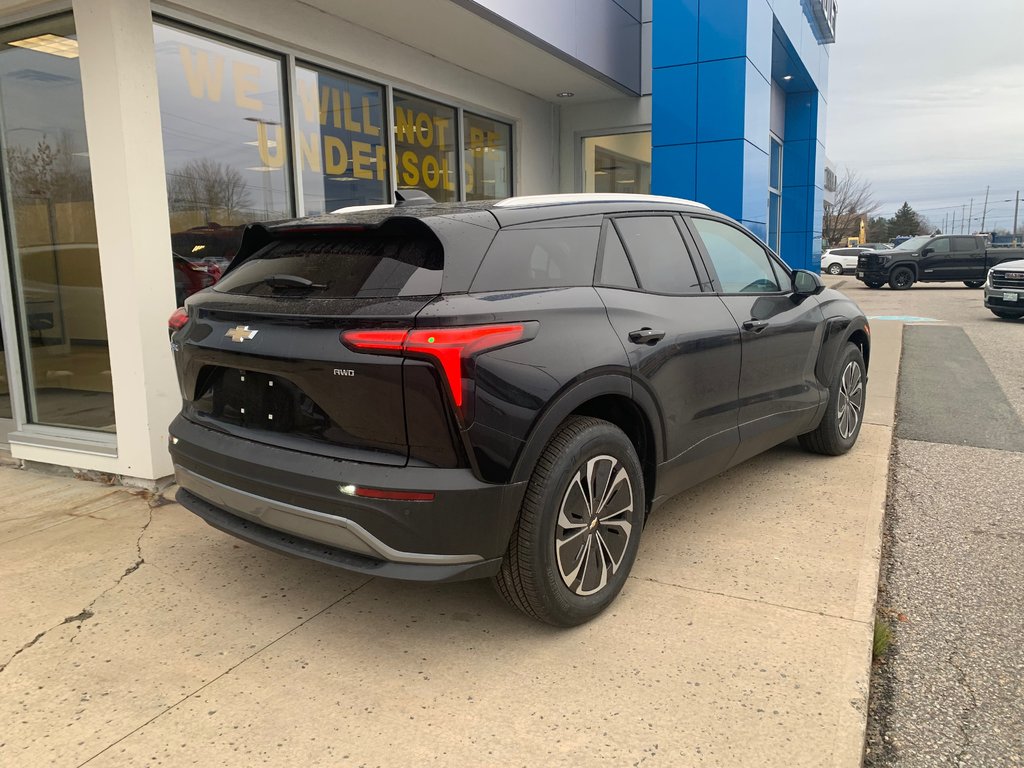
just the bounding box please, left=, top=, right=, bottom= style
left=980, top=186, right=990, bottom=232
left=961, top=205, right=966, bottom=234
left=943, top=213, right=947, bottom=233
left=952, top=209, right=957, bottom=234
left=968, top=198, right=974, bottom=234
left=1014, top=191, right=1020, bottom=246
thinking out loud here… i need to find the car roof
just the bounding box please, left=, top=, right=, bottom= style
left=259, top=193, right=715, bottom=233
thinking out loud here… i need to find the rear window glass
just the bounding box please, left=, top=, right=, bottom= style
left=471, top=226, right=600, bottom=292
left=214, top=223, right=443, bottom=298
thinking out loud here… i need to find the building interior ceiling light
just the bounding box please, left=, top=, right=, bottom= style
left=7, top=34, right=79, bottom=58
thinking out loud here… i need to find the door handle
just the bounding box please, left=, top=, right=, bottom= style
left=628, top=328, right=666, bottom=344
left=742, top=319, right=769, bottom=333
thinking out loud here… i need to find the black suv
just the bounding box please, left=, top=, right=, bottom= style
left=168, top=194, right=870, bottom=626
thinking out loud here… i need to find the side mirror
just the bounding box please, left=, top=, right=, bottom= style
left=793, top=269, right=825, bottom=296
left=921, top=247, right=933, bottom=257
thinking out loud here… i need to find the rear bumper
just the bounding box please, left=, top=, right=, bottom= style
left=169, top=415, right=526, bottom=581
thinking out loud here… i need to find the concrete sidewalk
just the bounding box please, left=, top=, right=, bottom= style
left=0, top=322, right=902, bottom=767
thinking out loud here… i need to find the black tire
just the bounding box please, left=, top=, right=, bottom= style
left=799, top=343, right=866, bottom=456
left=865, top=282, right=885, bottom=289
left=493, top=416, right=645, bottom=627
left=964, top=280, right=984, bottom=288
left=889, top=267, right=914, bottom=290
left=826, top=263, right=843, bottom=275
left=991, top=309, right=1024, bottom=320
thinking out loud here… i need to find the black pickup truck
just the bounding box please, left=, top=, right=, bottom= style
left=856, top=235, right=1024, bottom=290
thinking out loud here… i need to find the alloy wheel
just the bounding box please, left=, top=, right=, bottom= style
left=837, top=361, right=864, bottom=440
left=554, top=455, right=634, bottom=596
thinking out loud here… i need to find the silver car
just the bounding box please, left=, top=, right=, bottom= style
left=983, top=258, right=1024, bottom=319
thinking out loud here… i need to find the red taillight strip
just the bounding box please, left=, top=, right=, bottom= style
left=341, top=323, right=530, bottom=407
left=168, top=307, right=189, bottom=331
left=353, top=487, right=435, bottom=502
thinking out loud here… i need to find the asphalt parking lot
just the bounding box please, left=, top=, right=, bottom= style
left=1, top=288, right=904, bottom=767
left=829, top=276, right=1023, bottom=768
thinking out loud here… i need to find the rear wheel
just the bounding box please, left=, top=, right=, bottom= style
left=826, top=263, right=844, bottom=275
left=991, top=309, right=1024, bottom=320
left=494, top=416, right=644, bottom=627
left=799, top=343, right=866, bottom=456
left=964, top=280, right=984, bottom=288
left=889, top=267, right=915, bottom=290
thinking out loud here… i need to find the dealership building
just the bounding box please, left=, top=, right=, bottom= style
left=0, top=0, right=835, bottom=482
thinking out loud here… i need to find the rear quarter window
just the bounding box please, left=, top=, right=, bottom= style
left=471, top=226, right=600, bottom=292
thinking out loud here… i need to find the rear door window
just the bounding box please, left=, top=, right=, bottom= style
left=471, top=225, right=600, bottom=292
left=612, top=216, right=703, bottom=294
left=596, top=224, right=639, bottom=289
left=953, top=237, right=978, bottom=252
left=214, top=221, right=443, bottom=298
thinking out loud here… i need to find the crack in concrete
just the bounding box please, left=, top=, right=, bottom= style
left=0, top=505, right=154, bottom=668
left=76, top=575, right=375, bottom=767
left=949, top=651, right=980, bottom=766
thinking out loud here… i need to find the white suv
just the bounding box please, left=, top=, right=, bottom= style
left=821, top=247, right=871, bottom=276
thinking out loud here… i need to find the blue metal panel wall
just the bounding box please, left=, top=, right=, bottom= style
left=458, top=0, right=642, bottom=93
left=651, top=0, right=829, bottom=270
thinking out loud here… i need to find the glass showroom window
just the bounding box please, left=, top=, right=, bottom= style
left=294, top=64, right=389, bottom=214
left=154, top=23, right=293, bottom=304
left=768, top=136, right=783, bottom=254
left=583, top=132, right=651, bottom=194
left=464, top=113, right=511, bottom=201
left=0, top=15, right=115, bottom=432
left=392, top=91, right=457, bottom=203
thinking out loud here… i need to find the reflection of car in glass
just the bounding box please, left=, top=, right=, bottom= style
left=173, top=253, right=221, bottom=306
left=168, top=194, right=870, bottom=627
left=170, top=223, right=244, bottom=270
left=821, top=247, right=871, bottom=275
left=983, top=258, right=1024, bottom=319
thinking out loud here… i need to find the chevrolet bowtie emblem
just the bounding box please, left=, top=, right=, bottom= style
left=225, top=325, right=259, bottom=343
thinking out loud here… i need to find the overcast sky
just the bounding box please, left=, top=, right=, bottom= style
left=826, top=0, right=1024, bottom=232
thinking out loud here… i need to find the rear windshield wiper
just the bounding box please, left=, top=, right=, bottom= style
left=261, top=274, right=327, bottom=290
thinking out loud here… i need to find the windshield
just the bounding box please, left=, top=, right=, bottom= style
left=891, top=236, right=932, bottom=252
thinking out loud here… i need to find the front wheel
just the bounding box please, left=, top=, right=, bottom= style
left=494, top=416, right=644, bottom=627
left=991, top=309, right=1024, bottom=320
left=826, top=263, right=844, bottom=276
left=964, top=280, right=984, bottom=288
left=799, top=343, right=866, bottom=456
left=889, top=267, right=915, bottom=290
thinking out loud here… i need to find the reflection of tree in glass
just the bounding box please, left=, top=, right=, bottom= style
left=167, top=159, right=251, bottom=218
left=5, top=135, right=92, bottom=202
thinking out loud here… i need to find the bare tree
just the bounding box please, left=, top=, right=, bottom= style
left=822, top=169, right=880, bottom=247
left=5, top=134, right=92, bottom=202
left=167, top=159, right=251, bottom=219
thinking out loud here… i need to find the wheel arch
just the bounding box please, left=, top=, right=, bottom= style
left=510, top=375, right=663, bottom=512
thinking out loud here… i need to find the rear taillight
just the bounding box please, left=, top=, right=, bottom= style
left=168, top=307, right=189, bottom=332
left=341, top=323, right=532, bottom=407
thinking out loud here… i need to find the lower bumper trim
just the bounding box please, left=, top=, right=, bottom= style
left=178, top=489, right=503, bottom=583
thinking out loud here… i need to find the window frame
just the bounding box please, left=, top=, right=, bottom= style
left=683, top=214, right=794, bottom=296
left=152, top=7, right=519, bottom=208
